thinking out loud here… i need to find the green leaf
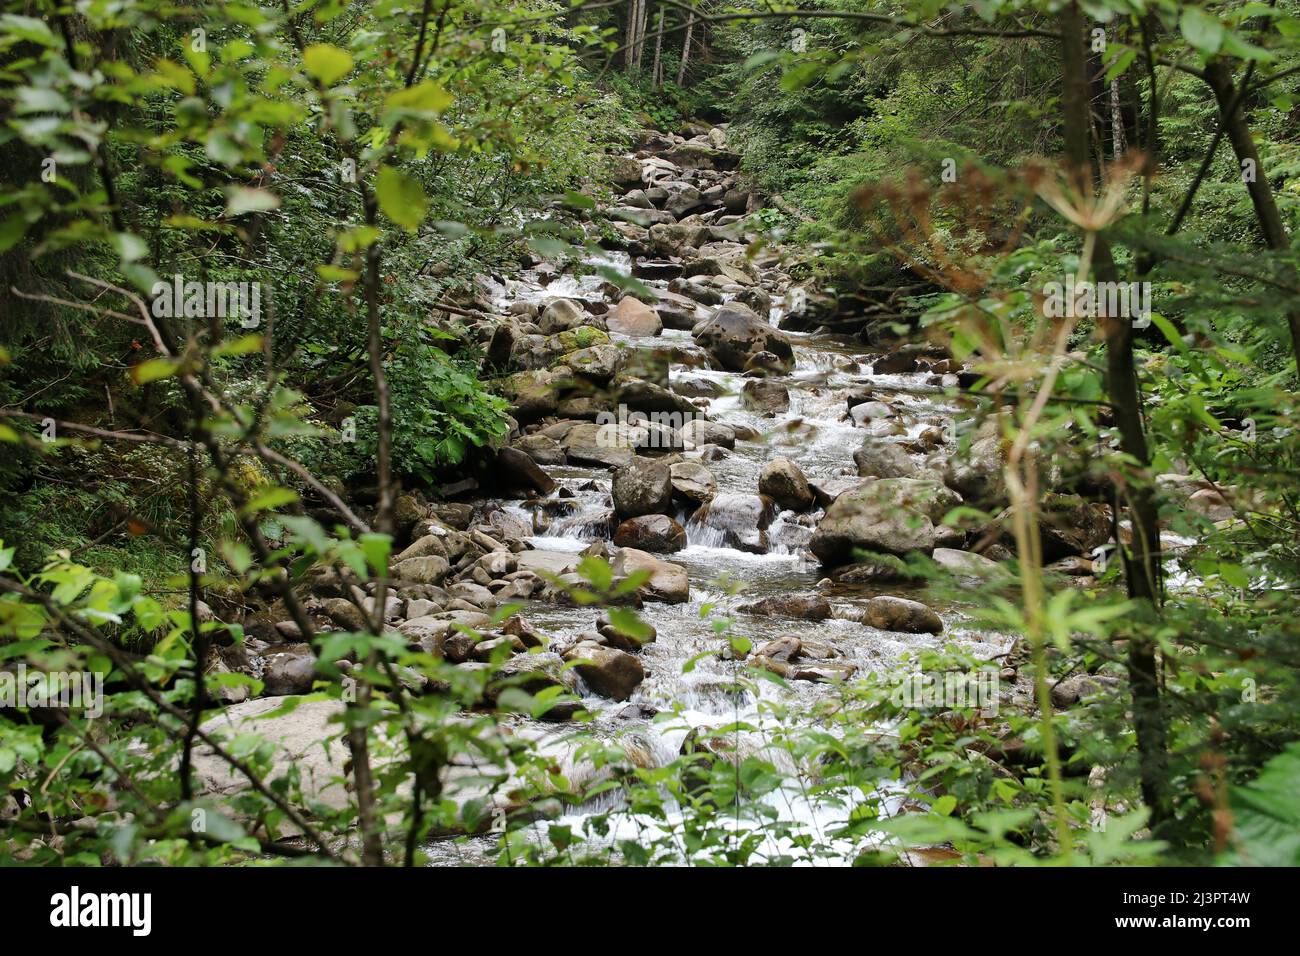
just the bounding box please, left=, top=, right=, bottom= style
left=931, top=795, right=958, bottom=817
left=1180, top=8, right=1225, bottom=56
left=1218, top=562, right=1249, bottom=588
left=0, top=14, right=60, bottom=48
left=359, top=533, right=391, bottom=577
left=315, top=264, right=359, bottom=282
left=130, top=358, right=181, bottom=385
left=211, top=334, right=264, bottom=357
left=224, top=186, right=280, bottom=217
left=375, top=166, right=427, bottom=231
left=1226, top=742, right=1300, bottom=865
left=242, top=487, right=299, bottom=514
left=0, top=217, right=29, bottom=253
left=384, top=80, right=452, bottom=119
left=303, top=43, right=354, bottom=86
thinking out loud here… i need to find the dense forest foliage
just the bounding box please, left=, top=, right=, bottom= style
left=1, top=0, right=1299, bottom=869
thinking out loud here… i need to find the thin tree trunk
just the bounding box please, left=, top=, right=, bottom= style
left=637, top=0, right=649, bottom=69
left=650, top=7, right=664, bottom=89
left=1111, top=79, right=1126, bottom=159
left=625, top=0, right=638, bottom=71
left=1203, top=58, right=1300, bottom=370
left=677, top=12, right=694, bottom=85
left=1061, top=0, right=1169, bottom=830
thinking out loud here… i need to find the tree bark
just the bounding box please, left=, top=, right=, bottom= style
left=651, top=7, right=664, bottom=88
left=677, top=12, right=694, bottom=85
left=1060, top=0, right=1169, bottom=830
left=1203, top=58, right=1300, bottom=369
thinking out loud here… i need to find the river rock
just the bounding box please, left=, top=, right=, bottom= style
left=614, top=514, right=687, bottom=552
left=320, top=597, right=367, bottom=632
left=736, top=594, right=832, bottom=621
left=606, top=296, right=663, bottom=337
left=392, top=555, right=452, bottom=585
left=607, top=155, right=645, bottom=190
left=260, top=644, right=318, bottom=696
left=861, top=595, right=943, bottom=634
left=399, top=615, right=454, bottom=655
left=513, top=433, right=566, bottom=465
left=758, top=457, right=815, bottom=512
left=673, top=374, right=726, bottom=398
left=944, top=417, right=1006, bottom=505
left=490, top=652, right=581, bottom=719
left=689, top=493, right=777, bottom=553
left=564, top=344, right=622, bottom=385
left=849, top=401, right=894, bottom=426
left=497, top=446, right=556, bottom=496
left=563, top=642, right=645, bottom=701
left=692, top=303, right=794, bottom=373
left=562, top=421, right=637, bottom=467
left=855, top=441, right=924, bottom=479
left=1050, top=673, right=1122, bottom=708
left=613, top=547, right=690, bottom=603
left=810, top=478, right=961, bottom=564
left=195, top=697, right=358, bottom=812
left=741, top=378, right=790, bottom=413
left=932, top=548, right=1004, bottom=578
left=1033, top=494, right=1113, bottom=560
left=539, top=298, right=591, bottom=334
left=678, top=418, right=735, bottom=449
left=755, top=636, right=802, bottom=662
left=612, top=457, right=673, bottom=518
left=669, top=461, right=717, bottom=503
left=615, top=379, right=698, bottom=419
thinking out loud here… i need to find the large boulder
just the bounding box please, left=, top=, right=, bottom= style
left=688, top=493, right=777, bottom=553
left=678, top=418, right=736, bottom=449
left=497, top=446, right=556, bottom=496
left=500, top=368, right=560, bottom=422
left=539, top=298, right=593, bottom=334
left=854, top=441, right=925, bottom=479
left=758, top=457, right=814, bottom=512
left=932, top=548, right=1004, bottom=578
left=861, top=595, right=943, bottom=634
left=999, top=493, right=1111, bottom=561
left=563, top=643, right=645, bottom=701
left=944, top=417, right=1006, bottom=505
left=564, top=344, right=622, bottom=385
left=810, top=478, right=961, bottom=565
left=607, top=156, right=645, bottom=190
left=649, top=222, right=711, bottom=256
left=669, top=461, right=717, bottom=503
left=260, top=644, right=318, bottom=696
left=612, top=547, right=690, bottom=603
left=612, top=457, right=673, bottom=518
left=606, top=296, right=663, bottom=337
left=615, top=379, right=698, bottom=420
left=613, top=514, right=687, bottom=552
left=392, top=555, right=451, bottom=584
left=562, top=421, right=637, bottom=467
left=741, top=378, right=790, bottom=414
left=513, top=433, right=566, bottom=466
left=692, top=303, right=794, bottom=373
left=194, top=697, right=354, bottom=811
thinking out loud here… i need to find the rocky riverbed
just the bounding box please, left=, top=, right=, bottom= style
left=191, top=122, right=1224, bottom=862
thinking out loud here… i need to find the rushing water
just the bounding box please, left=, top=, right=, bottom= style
left=425, top=237, right=1024, bottom=865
